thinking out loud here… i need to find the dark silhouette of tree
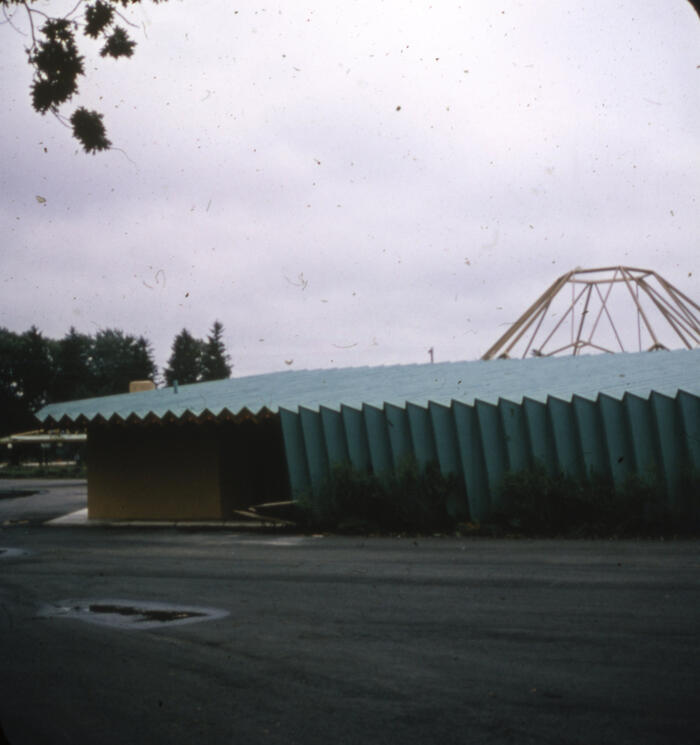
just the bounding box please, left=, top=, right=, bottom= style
left=91, top=328, right=157, bottom=395
left=0, top=328, right=35, bottom=436
left=51, top=327, right=95, bottom=402
left=200, top=321, right=232, bottom=382
left=0, top=325, right=158, bottom=434
left=2, top=0, right=168, bottom=152
left=14, top=326, right=55, bottom=413
left=164, top=328, right=203, bottom=386
left=0, top=326, right=55, bottom=435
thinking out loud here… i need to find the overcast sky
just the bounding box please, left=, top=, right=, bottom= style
left=2, top=0, right=699, bottom=380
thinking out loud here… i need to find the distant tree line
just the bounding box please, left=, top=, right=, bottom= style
left=0, top=321, right=231, bottom=436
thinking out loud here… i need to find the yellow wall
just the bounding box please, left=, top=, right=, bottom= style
left=87, top=423, right=223, bottom=520
left=85, top=417, right=291, bottom=520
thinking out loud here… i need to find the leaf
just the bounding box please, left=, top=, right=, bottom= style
left=30, top=20, right=84, bottom=112
left=70, top=107, right=111, bottom=153
left=84, top=1, right=115, bottom=38
left=100, top=26, right=136, bottom=59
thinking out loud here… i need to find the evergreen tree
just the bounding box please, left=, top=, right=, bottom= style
left=200, top=321, right=232, bottom=382
left=164, top=329, right=203, bottom=386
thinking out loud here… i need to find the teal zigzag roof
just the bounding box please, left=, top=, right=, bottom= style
left=36, top=348, right=700, bottom=425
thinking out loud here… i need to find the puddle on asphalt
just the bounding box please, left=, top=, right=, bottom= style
left=0, top=489, right=38, bottom=500
left=88, top=604, right=205, bottom=622
left=42, top=600, right=228, bottom=630
left=0, top=548, right=29, bottom=559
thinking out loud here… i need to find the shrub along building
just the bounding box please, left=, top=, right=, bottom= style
left=36, top=348, right=700, bottom=523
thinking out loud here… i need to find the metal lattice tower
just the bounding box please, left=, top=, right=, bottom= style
left=481, top=266, right=700, bottom=360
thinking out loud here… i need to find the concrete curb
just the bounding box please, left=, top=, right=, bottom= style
left=44, top=508, right=281, bottom=530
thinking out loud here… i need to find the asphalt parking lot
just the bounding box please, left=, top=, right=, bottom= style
left=0, top=481, right=699, bottom=744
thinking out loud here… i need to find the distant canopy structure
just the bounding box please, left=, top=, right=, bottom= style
left=481, top=266, right=700, bottom=360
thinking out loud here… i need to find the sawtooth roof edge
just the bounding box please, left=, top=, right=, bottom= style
left=35, top=348, right=700, bottom=425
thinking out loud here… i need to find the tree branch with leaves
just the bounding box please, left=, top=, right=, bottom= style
left=3, top=1, right=699, bottom=154
left=2, top=0, right=166, bottom=153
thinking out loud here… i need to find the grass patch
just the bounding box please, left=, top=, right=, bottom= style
left=0, top=463, right=86, bottom=479
left=490, top=463, right=699, bottom=537
left=298, top=459, right=699, bottom=537
left=299, top=458, right=465, bottom=533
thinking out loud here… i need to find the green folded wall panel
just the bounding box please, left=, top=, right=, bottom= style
left=384, top=403, right=412, bottom=469
left=279, top=407, right=311, bottom=497
left=363, top=404, right=393, bottom=476
left=598, top=394, right=633, bottom=485
left=498, top=398, right=530, bottom=473
left=341, top=405, right=371, bottom=472
left=548, top=396, right=584, bottom=480
left=320, top=406, right=348, bottom=466
left=677, top=391, right=700, bottom=472
left=571, top=395, right=607, bottom=480
left=475, top=400, right=509, bottom=508
left=299, top=406, right=329, bottom=493
left=428, top=401, right=468, bottom=519
left=452, top=400, right=490, bottom=521
left=623, top=393, right=659, bottom=479
left=651, top=392, right=685, bottom=511
left=428, top=401, right=461, bottom=477
left=280, top=391, right=699, bottom=520
left=522, top=397, right=557, bottom=475
left=406, top=402, right=437, bottom=470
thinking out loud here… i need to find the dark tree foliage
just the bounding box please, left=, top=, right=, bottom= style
left=2, top=0, right=167, bottom=153
left=0, top=326, right=56, bottom=436
left=0, top=328, right=37, bottom=436
left=14, top=326, right=55, bottom=412
left=200, top=321, right=232, bottom=382
left=100, top=24, right=135, bottom=58
left=84, top=1, right=115, bottom=37
left=3, top=1, right=699, bottom=152
left=70, top=107, right=110, bottom=154
left=0, top=327, right=57, bottom=437
left=164, top=329, right=203, bottom=387
left=164, top=323, right=233, bottom=386
left=91, top=328, right=157, bottom=396
left=51, top=327, right=95, bottom=402
left=28, top=18, right=84, bottom=114
left=0, top=326, right=157, bottom=436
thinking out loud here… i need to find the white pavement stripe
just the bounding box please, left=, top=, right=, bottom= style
left=46, top=508, right=88, bottom=525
